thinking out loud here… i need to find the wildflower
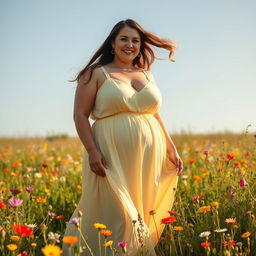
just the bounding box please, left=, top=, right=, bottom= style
left=173, top=226, right=183, bottom=231
left=55, top=215, right=64, bottom=220
left=94, top=223, right=107, bottom=229
left=12, top=224, right=33, bottom=237
left=0, top=200, right=7, bottom=210
left=203, top=150, right=209, bottom=155
left=10, top=235, right=20, bottom=242
left=199, top=231, right=211, bottom=238
left=168, top=210, right=177, bottom=215
left=239, top=177, right=247, bottom=188
left=8, top=198, right=23, bottom=207
left=198, top=206, right=211, bottom=213
left=225, top=218, right=236, bottom=224
left=48, top=232, right=61, bottom=243
left=201, top=241, right=211, bottom=247
left=48, top=212, right=57, bottom=217
left=100, top=229, right=112, bottom=237
left=149, top=210, right=156, bottom=215
left=31, top=243, right=37, bottom=247
left=37, top=198, right=46, bottom=203
left=193, top=175, right=202, bottom=183
left=214, top=228, right=228, bottom=233
left=211, top=201, right=219, bottom=207
left=223, top=240, right=236, bottom=246
left=241, top=232, right=250, bottom=238
left=189, top=159, right=195, bottom=164
left=233, top=224, right=239, bottom=229
left=118, top=241, right=128, bottom=247
left=161, top=216, right=176, bottom=224
left=104, top=240, right=113, bottom=247
left=24, top=223, right=37, bottom=229
left=62, top=236, right=78, bottom=246
left=7, top=244, right=18, bottom=251
left=191, top=196, right=200, bottom=202
left=21, top=251, right=29, bottom=256
left=41, top=244, right=63, bottom=256
left=227, top=152, right=235, bottom=160
left=10, top=189, right=21, bottom=195
left=69, top=217, right=80, bottom=225
left=25, top=186, right=34, bottom=192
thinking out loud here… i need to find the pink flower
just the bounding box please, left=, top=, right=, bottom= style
left=118, top=241, right=128, bottom=247
left=192, top=196, right=200, bottom=202
left=25, top=186, right=34, bottom=192
left=168, top=210, right=177, bottom=215
left=8, top=198, right=23, bottom=207
left=203, top=150, right=210, bottom=155
left=239, top=177, right=247, bottom=188
left=21, top=251, right=29, bottom=256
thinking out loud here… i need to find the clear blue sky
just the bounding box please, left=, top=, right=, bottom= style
left=1, top=0, right=255, bottom=137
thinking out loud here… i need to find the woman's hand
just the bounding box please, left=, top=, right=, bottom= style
left=167, top=150, right=183, bottom=176
left=88, top=149, right=108, bottom=177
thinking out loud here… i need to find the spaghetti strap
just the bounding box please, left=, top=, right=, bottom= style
left=101, top=66, right=111, bottom=79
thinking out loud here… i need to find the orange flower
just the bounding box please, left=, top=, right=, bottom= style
left=193, top=176, right=202, bottom=183
left=173, top=226, right=183, bottom=231
left=225, top=218, right=236, bottom=224
left=201, top=241, right=211, bottom=247
left=161, top=216, right=176, bottom=225
left=36, top=198, right=46, bottom=203
left=189, top=159, right=195, bottom=164
left=198, top=206, right=211, bottom=213
left=227, top=152, right=235, bottom=160
left=211, top=201, right=219, bottom=207
left=241, top=232, right=250, bottom=238
left=100, top=229, right=112, bottom=237
left=62, top=236, right=78, bottom=245
left=55, top=215, right=64, bottom=220
left=233, top=224, right=239, bottom=229
left=223, top=240, right=236, bottom=246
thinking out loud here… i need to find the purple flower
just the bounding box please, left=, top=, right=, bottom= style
left=48, top=212, right=57, bottom=217
left=10, top=189, right=21, bottom=195
left=69, top=217, right=80, bottom=225
left=25, top=186, right=34, bottom=192
left=8, top=198, right=23, bottom=207
left=239, top=177, right=247, bottom=188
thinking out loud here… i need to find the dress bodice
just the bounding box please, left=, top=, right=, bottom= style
left=90, top=66, right=162, bottom=120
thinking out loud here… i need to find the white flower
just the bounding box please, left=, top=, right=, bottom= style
left=182, top=175, right=188, bottom=179
left=199, top=231, right=211, bottom=238
left=214, top=228, right=228, bottom=233
left=48, top=232, right=61, bottom=243
left=34, top=173, right=42, bottom=178
left=59, top=176, right=66, bottom=182
left=24, top=223, right=37, bottom=229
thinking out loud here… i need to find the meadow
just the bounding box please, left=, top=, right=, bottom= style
left=0, top=132, right=255, bottom=256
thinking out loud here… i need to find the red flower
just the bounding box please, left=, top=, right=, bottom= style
left=223, top=240, right=236, bottom=247
left=0, top=200, right=7, bottom=210
left=161, top=216, right=176, bottom=225
left=201, top=241, right=211, bottom=247
left=12, top=224, right=33, bottom=237
left=227, top=153, right=235, bottom=160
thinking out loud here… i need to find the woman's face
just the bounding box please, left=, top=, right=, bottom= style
left=111, top=26, right=141, bottom=64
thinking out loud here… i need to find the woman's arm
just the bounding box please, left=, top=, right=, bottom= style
left=73, top=67, right=107, bottom=177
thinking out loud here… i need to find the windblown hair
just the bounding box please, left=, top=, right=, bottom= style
left=70, top=19, right=177, bottom=85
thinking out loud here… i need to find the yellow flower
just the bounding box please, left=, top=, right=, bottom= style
left=41, top=244, right=63, bottom=256
left=198, top=206, right=211, bottom=213
left=211, top=201, right=219, bottom=207
left=104, top=240, right=113, bottom=247
left=94, top=223, right=107, bottom=229
left=44, top=188, right=50, bottom=194
left=10, top=235, right=20, bottom=242
left=173, top=226, right=183, bottom=231
left=7, top=244, right=18, bottom=251
left=31, top=242, right=37, bottom=247
left=241, top=232, right=251, bottom=238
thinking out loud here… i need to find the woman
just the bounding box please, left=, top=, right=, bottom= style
left=62, top=19, right=183, bottom=256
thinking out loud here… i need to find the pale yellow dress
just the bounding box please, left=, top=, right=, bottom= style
left=62, top=66, right=179, bottom=256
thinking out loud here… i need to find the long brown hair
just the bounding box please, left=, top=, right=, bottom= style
left=70, top=19, right=177, bottom=85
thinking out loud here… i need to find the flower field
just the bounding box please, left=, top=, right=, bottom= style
left=0, top=132, right=255, bottom=255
